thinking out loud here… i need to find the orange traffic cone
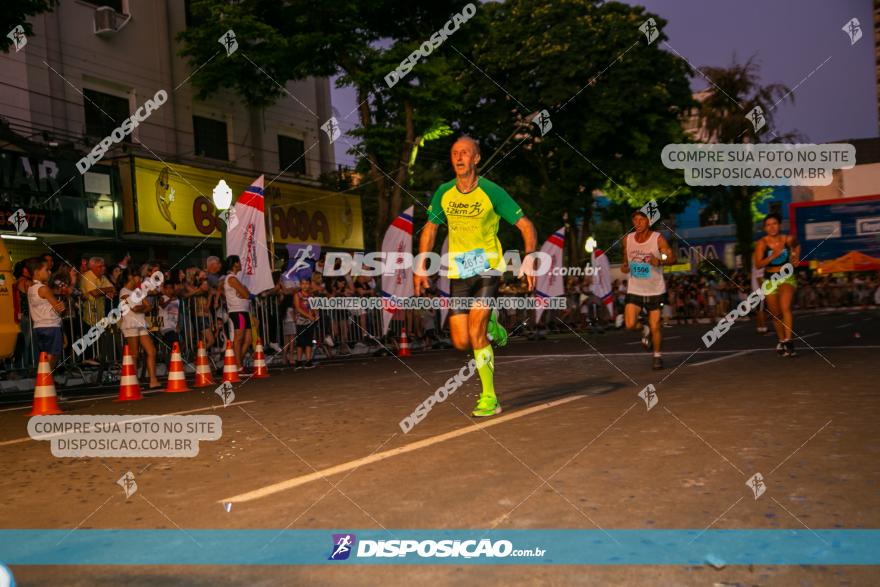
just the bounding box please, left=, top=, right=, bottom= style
left=252, top=339, right=269, bottom=379
left=115, top=345, right=143, bottom=402
left=164, top=342, right=191, bottom=393
left=398, top=329, right=411, bottom=357
left=222, top=340, right=240, bottom=383
left=30, top=352, right=62, bottom=416
left=193, top=341, right=215, bottom=388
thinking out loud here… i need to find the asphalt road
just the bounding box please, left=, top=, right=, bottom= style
left=1, top=308, right=878, bottom=586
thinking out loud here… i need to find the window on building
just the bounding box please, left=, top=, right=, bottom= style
left=193, top=116, right=229, bottom=161
left=83, top=89, right=130, bottom=139
left=278, top=135, right=306, bottom=174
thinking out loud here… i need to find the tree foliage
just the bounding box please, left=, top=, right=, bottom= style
left=178, top=0, right=470, bottom=247
left=695, top=56, right=797, bottom=270
left=0, top=0, right=59, bottom=53
left=454, top=0, right=693, bottom=261
left=179, top=0, right=695, bottom=254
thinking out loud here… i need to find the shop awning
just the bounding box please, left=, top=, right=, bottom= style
left=817, top=251, right=880, bottom=274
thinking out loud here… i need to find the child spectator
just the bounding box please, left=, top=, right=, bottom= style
left=158, top=282, right=180, bottom=352
left=26, top=258, right=65, bottom=369
left=118, top=268, right=161, bottom=389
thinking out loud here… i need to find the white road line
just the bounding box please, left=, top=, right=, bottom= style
left=799, top=332, right=821, bottom=339
left=219, top=395, right=586, bottom=504
left=834, top=323, right=853, bottom=329
left=688, top=350, right=754, bottom=367
left=0, top=401, right=255, bottom=447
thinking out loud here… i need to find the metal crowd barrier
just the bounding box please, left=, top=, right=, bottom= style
left=6, top=283, right=867, bottom=387
left=1, top=293, right=453, bottom=386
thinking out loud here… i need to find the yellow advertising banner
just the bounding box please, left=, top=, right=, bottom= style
left=663, top=262, right=692, bottom=273
left=126, top=157, right=363, bottom=249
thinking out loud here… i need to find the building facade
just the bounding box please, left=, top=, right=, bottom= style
left=0, top=0, right=361, bottom=267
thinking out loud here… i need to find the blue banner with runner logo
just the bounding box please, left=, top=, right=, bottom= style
left=1, top=530, right=879, bottom=565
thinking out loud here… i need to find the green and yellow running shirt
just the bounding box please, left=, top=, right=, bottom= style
left=427, top=177, right=524, bottom=279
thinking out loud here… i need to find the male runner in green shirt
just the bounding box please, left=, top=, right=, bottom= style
left=415, top=136, right=537, bottom=417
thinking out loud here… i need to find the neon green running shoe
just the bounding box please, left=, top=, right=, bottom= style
left=487, top=310, right=508, bottom=347
left=472, top=395, right=502, bottom=417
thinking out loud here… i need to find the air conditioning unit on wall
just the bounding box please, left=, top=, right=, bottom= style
left=93, top=6, right=132, bottom=37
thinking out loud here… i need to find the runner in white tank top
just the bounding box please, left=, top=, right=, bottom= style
left=624, top=232, right=666, bottom=297
left=223, top=255, right=253, bottom=371
left=621, top=209, right=675, bottom=370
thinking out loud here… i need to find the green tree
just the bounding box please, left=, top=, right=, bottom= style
left=0, top=0, right=58, bottom=53
left=695, top=57, right=797, bottom=270
left=177, top=0, right=470, bottom=247
left=455, top=0, right=693, bottom=263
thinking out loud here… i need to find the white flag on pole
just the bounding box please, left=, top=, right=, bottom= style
left=380, top=206, right=414, bottom=335
left=534, top=227, right=565, bottom=326
left=226, top=175, right=274, bottom=294
left=591, top=247, right=614, bottom=319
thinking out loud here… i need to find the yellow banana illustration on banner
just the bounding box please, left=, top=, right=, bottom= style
left=155, top=166, right=177, bottom=231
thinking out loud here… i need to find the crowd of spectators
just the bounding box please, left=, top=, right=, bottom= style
left=4, top=250, right=879, bottom=383
left=544, top=269, right=880, bottom=331
left=6, top=252, right=391, bottom=378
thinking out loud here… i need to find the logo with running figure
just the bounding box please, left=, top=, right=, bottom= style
left=290, top=245, right=315, bottom=274
left=639, top=18, right=659, bottom=44
left=746, top=472, right=766, bottom=500
left=446, top=200, right=483, bottom=217
left=528, top=110, right=552, bottom=136
left=219, top=29, right=238, bottom=55
left=639, top=199, right=661, bottom=225
left=321, top=117, right=341, bottom=144
left=638, top=384, right=658, bottom=411
left=7, top=25, right=26, bottom=52
left=746, top=106, right=766, bottom=133
left=842, top=18, right=861, bottom=45
left=329, top=533, right=356, bottom=560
